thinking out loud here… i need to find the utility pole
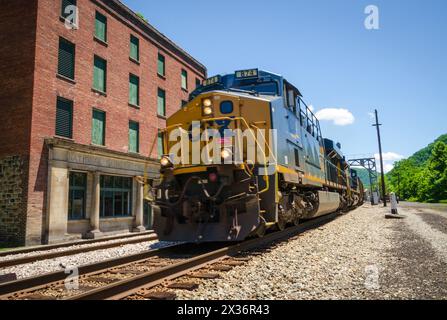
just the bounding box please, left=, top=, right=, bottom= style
left=373, top=109, right=387, bottom=207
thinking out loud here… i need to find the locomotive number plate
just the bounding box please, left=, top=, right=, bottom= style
left=235, top=69, right=259, bottom=79
left=203, top=75, right=221, bottom=87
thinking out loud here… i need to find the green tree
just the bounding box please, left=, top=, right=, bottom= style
left=420, top=141, right=447, bottom=202
left=136, top=12, right=148, bottom=22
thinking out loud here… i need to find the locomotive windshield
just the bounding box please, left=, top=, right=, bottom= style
left=233, top=81, right=279, bottom=96
left=190, top=69, right=282, bottom=100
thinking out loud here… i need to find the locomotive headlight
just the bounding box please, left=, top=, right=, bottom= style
left=203, top=106, right=213, bottom=116
left=160, top=156, right=172, bottom=168
left=203, top=98, right=212, bottom=107
left=221, top=148, right=232, bottom=160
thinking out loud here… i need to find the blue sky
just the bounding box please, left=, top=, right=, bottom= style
left=122, top=0, right=446, bottom=171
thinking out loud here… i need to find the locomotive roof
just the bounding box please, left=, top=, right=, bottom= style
left=190, top=69, right=302, bottom=99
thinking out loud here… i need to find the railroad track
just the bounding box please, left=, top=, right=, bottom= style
left=0, top=232, right=157, bottom=269
left=0, top=212, right=340, bottom=300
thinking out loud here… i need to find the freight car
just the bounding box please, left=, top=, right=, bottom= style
left=150, top=69, right=364, bottom=242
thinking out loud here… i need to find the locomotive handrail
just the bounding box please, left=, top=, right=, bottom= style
left=156, top=116, right=274, bottom=194
left=203, top=116, right=272, bottom=194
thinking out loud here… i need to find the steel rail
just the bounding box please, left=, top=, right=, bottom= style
left=0, top=242, right=189, bottom=297
left=0, top=234, right=158, bottom=269
left=70, top=212, right=340, bottom=300
left=0, top=231, right=155, bottom=258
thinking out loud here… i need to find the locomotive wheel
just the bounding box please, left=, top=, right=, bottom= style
left=255, top=219, right=267, bottom=238
left=277, top=216, right=287, bottom=231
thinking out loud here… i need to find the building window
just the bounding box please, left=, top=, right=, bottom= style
left=181, top=69, right=188, bottom=90
left=130, top=35, right=139, bottom=62
left=94, top=11, right=107, bottom=43
left=129, top=74, right=140, bottom=106
left=181, top=100, right=187, bottom=108
left=157, top=53, right=165, bottom=77
left=55, top=97, right=73, bottom=138
left=196, top=78, right=201, bottom=88
left=93, top=55, right=107, bottom=93
left=61, top=0, right=77, bottom=20
left=157, top=132, right=164, bottom=159
left=92, top=109, right=105, bottom=146
left=68, top=172, right=86, bottom=220
left=100, top=176, right=132, bottom=218
left=129, top=121, right=139, bottom=153
left=58, top=37, right=75, bottom=80
left=157, top=88, right=166, bottom=117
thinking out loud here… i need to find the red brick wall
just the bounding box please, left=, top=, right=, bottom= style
left=0, top=0, right=38, bottom=246
left=0, top=0, right=37, bottom=157
left=22, top=0, right=206, bottom=244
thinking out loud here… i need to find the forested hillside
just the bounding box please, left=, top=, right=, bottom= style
left=386, top=134, right=447, bottom=203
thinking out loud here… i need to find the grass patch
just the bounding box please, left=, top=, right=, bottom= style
left=439, top=200, right=447, bottom=204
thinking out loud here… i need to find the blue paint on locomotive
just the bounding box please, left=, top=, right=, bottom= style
left=192, top=69, right=327, bottom=185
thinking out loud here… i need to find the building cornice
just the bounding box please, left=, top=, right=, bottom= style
left=95, top=0, right=207, bottom=77
left=45, top=137, right=159, bottom=165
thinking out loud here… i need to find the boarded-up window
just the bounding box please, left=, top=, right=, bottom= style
left=93, top=56, right=107, bottom=92
left=58, top=38, right=75, bottom=79
left=181, top=69, right=188, bottom=90
left=92, top=109, right=105, bottom=146
left=129, top=121, right=139, bottom=153
left=157, top=88, right=166, bottom=116
left=56, top=97, right=73, bottom=138
left=129, top=74, right=139, bottom=106
left=61, top=0, right=77, bottom=19
left=158, top=54, right=165, bottom=76
left=157, top=132, right=164, bottom=159
left=130, top=35, right=139, bottom=61
left=95, top=11, right=107, bottom=42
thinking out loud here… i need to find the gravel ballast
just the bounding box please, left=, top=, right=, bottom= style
left=0, top=235, right=154, bottom=262
left=0, top=240, right=177, bottom=280
left=2, top=204, right=446, bottom=299
left=171, top=204, right=447, bottom=300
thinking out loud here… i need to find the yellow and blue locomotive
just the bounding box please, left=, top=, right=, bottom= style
left=151, top=69, right=364, bottom=242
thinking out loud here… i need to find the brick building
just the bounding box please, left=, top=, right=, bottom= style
left=0, top=0, right=206, bottom=246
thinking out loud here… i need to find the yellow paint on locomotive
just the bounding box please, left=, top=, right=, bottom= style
left=162, top=92, right=274, bottom=170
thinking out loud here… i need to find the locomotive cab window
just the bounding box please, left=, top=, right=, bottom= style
left=283, top=80, right=300, bottom=113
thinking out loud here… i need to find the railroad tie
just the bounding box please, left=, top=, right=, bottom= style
left=143, top=291, right=177, bottom=300
left=87, top=276, right=114, bottom=284
left=221, top=261, right=246, bottom=267
left=188, top=272, right=221, bottom=279
left=20, top=294, right=55, bottom=301
left=210, top=265, right=233, bottom=272
left=167, top=282, right=199, bottom=291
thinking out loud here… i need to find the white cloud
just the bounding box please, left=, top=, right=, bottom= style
left=314, top=108, right=355, bottom=126
left=383, top=163, right=395, bottom=173
left=374, top=152, right=404, bottom=162
left=374, top=152, right=404, bottom=173
left=308, top=105, right=315, bottom=112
